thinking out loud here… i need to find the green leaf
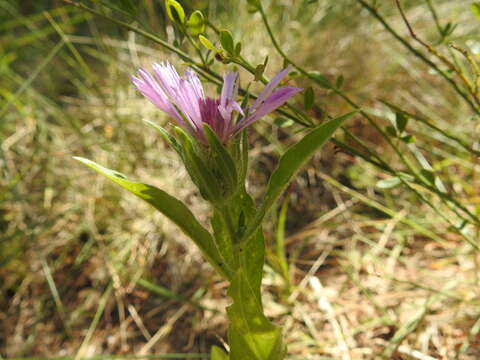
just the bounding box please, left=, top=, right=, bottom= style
left=400, top=134, right=415, bottom=143
left=471, top=3, right=480, bottom=21
left=376, top=177, right=402, bottom=189
left=254, top=64, right=265, bottom=81
left=273, top=117, right=294, bottom=128
left=420, top=169, right=436, bottom=185
left=235, top=191, right=264, bottom=292
left=395, top=112, right=408, bottom=133
left=235, top=42, right=242, bottom=56
left=211, top=209, right=235, bottom=271
left=386, top=125, right=397, bottom=137
left=187, top=10, right=205, bottom=36
left=219, top=29, right=235, bottom=54
left=246, top=0, right=261, bottom=9
left=199, top=35, right=216, bottom=51
left=240, top=129, right=249, bottom=183
left=263, top=56, right=269, bottom=67
left=308, top=71, right=332, bottom=89
left=336, top=74, right=344, bottom=89
left=304, top=86, right=314, bottom=110
left=211, top=346, right=229, bottom=360
left=165, top=0, right=186, bottom=24
left=241, top=112, right=354, bottom=243
left=73, top=157, right=231, bottom=280
left=213, top=189, right=270, bottom=360
left=227, top=268, right=286, bottom=360
left=443, top=22, right=457, bottom=37
left=143, top=120, right=182, bottom=155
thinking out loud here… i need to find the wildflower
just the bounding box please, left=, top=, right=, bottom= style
left=132, top=61, right=301, bottom=143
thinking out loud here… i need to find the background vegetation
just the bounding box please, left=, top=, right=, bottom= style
left=2, top=0, right=480, bottom=359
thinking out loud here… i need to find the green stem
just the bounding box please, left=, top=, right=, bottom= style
left=219, top=204, right=238, bottom=244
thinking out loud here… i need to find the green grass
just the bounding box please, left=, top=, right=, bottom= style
left=2, top=0, right=480, bottom=359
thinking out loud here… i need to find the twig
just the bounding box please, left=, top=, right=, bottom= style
left=394, top=0, right=480, bottom=108
left=355, top=0, right=479, bottom=114
left=259, top=0, right=480, bottom=228
left=450, top=43, right=480, bottom=96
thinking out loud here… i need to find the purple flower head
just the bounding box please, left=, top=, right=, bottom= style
left=132, top=61, right=301, bottom=143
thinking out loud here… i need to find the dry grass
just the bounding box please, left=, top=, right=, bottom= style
left=2, top=0, right=480, bottom=359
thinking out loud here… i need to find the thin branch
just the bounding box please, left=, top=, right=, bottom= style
left=355, top=0, right=479, bottom=114
left=394, top=0, right=480, bottom=107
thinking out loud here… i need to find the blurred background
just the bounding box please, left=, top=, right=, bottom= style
left=2, top=0, right=480, bottom=359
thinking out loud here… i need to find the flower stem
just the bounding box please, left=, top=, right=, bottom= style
left=218, top=204, right=238, bottom=244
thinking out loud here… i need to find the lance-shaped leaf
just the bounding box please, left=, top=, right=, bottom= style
left=241, top=112, right=355, bottom=243
left=211, top=346, right=229, bottom=360
left=143, top=120, right=182, bottom=155
left=227, top=268, right=286, bottom=360
left=73, top=157, right=232, bottom=280
left=225, top=189, right=283, bottom=359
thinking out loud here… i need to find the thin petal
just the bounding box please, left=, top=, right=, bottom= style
left=132, top=69, right=186, bottom=127
left=251, top=65, right=292, bottom=111
left=153, top=62, right=204, bottom=131
left=229, top=100, right=244, bottom=116
left=235, top=86, right=301, bottom=133
left=152, top=61, right=181, bottom=95
left=176, top=79, right=204, bottom=130
left=220, top=72, right=238, bottom=109
left=185, top=68, right=205, bottom=100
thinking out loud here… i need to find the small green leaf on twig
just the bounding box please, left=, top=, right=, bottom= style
left=376, top=176, right=402, bottom=189
left=304, top=86, right=314, bottom=110
left=219, top=29, right=235, bottom=54
left=235, top=42, right=242, bottom=56
left=471, top=3, right=480, bottom=21
left=395, top=112, right=408, bottom=132
left=199, top=35, right=216, bottom=51
left=165, top=0, right=185, bottom=24
left=336, top=75, right=344, bottom=89
left=246, top=0, right=261, bottom=10
left=400, top=134, right=415, bottom=143
left=420, top=169, right=436, bottom=185
left=254, top=64, right=265, bottom=81
left=187, top=10, right=205, bottom=35
left=308, top=71, right=332, bottom=89
left=386, top=125, right=397, bottom=137
left=274, top=117, right=294, bottom=128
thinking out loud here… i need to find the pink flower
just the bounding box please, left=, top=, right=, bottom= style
left=132, top=61, right=301, bottom=143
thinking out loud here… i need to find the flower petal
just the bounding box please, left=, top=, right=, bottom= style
left=235, top=86, right=302, bottom=133
left=220, top=72, right=238, bottom=109
left=153, top=62, right=204, bottom=132
left=131, top=69, right=186, bottom=127
left=250, top=65, right=293, bottom=111
left=152, top=61, right=182, bottom=94
left=185, top=68, right=205, bottom=101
